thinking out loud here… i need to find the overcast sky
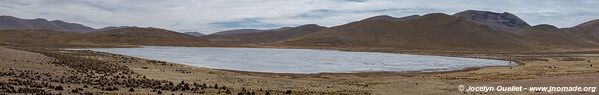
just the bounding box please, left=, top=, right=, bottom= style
left=1, top=0, right=598, bottom=34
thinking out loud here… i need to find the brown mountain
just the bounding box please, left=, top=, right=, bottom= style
left=514, top=24, right=598, bottom=48
left=0, top=27, right=215, bottom=47
left=282, top=13, right=599, bottom=51
left=201, top=24, right=326, bottom=45
left=77, top=27, right=214, bottom=46
left=0, top=30, right=80, bottom=45
left=568, top=19, right=599, bottom=42
left=3, top=11, right=599, bottom=51
left=0, top=15, right=97, bottom=32
left=283, top=13, right=544, bottom=51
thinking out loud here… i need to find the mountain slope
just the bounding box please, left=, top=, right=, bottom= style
left=514, top=24, right=598, bottom=48
left=568, top=19, right=599, bottom=42
left=201, top=24, right=326, bottom=44
left=78, top=27, right=214, bottom=46
left=0, top=27, right=216, bottom=46
left=284, top=13, right=535, bottom=51
left=0, top=30, right=81, bottom=44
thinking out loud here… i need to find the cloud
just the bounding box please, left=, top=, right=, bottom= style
left=335, top=0, right=368, bottom=2
left=0, top=0, right=598, bottom=34
left=209, top=18, right=282, bottom=29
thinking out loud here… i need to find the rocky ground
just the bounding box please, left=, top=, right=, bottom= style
left=0, top=45, right=598, bottom=95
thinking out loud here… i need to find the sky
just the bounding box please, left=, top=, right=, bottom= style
left=1, top=0, right=598, bottom=34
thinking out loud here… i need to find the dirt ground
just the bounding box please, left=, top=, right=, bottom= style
left=1, top=46, right=598, bottom=95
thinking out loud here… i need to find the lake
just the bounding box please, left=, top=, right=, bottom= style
left=77, top=46, right=513, bottom=74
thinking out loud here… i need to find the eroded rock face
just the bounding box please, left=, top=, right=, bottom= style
left=454, top=10, right=531, bottom=28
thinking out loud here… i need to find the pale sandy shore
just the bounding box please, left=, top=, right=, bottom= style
left=1, top=46, right=598, bottom=95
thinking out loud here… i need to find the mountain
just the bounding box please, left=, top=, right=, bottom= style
left=454, top=10, right=531, bottom=29
left=281, top=13, right=599, bottom=51
left=77, top=27, right=214, bottom=46
left=283, top=13, right=541, bottom=51
left=48, top=20, right=98, bottom=32
left=0, top=15, right=97, bottom=32
left=201, top=24, right=326, bottom=45
left=568, top=19, right=599, bottom=42
left=3, top=11, right=599, bottom=51
left=183, top=32, right=205, bottom=37
left=97, top=26, right=135, bottom=32
left=0, top=27, right=215, bottom=47
left=0, top=30, right=80, bottom=44
left=210, top=29, right=270, bottom=35
left=514, top=24, right=598, bottom=48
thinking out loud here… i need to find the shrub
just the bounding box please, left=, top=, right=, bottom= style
left=71, top=88, right=83, bottom=93
left=285, top=90, right=292, bottom=94
left=225, top=89, right=231, bottom=94
left=54, top=86, right=64, bottom=90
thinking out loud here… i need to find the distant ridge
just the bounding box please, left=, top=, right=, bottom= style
left=281, top=12, right=599, bottom=51
left=183, top=32, right=205, bottom=37
left=201, top=24, right=326, bottom=45
left=3, top=10, right=599, bottom=51
left=0, top=15, right=97, bottom=32
left=79, top=27, right=214, bottom=46
left=0, top=15, right=131, bottom=32
left=283, top=13, right=531, bottom=50
left=210, top=29, right=269, bottom=35
left=98, top=26, right=135, bottom=32
left=0, top=27, right=215, bottom=47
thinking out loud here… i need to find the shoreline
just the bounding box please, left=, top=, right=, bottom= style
left=167, top=63, right=519, bottom=76
left=70, top=46, right=520, bottom=76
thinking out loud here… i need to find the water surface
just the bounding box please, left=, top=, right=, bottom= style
left=79, top=46, right=513, bottom=74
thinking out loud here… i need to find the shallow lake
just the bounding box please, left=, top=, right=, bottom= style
left=77, top=46, right=514, bottom=74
